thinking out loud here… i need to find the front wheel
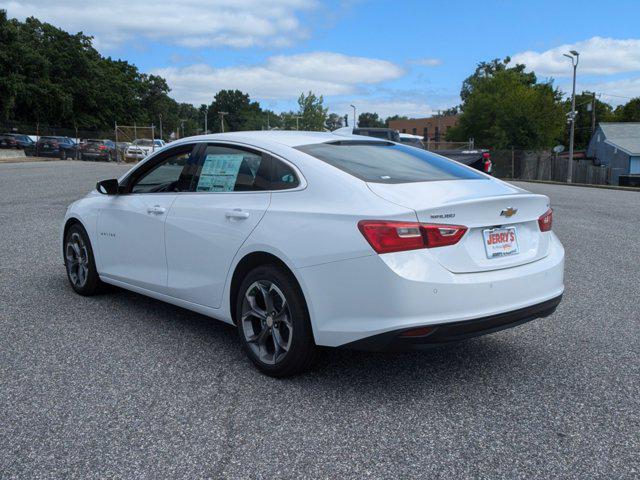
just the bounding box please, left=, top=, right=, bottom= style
left=236, top=265, right=318, bottom=377
left=64, top=224, right=103, bottom=295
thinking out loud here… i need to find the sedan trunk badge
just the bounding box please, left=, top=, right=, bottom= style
left=500, top=207, right=518, bottom=218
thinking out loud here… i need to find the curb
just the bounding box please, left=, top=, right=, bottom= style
left=504, top=178, right=640, bottom=192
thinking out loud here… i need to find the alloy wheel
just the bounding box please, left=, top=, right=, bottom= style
left=241, top=280, right=293, bottom=365
left=65, top=232, right=89, bottom=288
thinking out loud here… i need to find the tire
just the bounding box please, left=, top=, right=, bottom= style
left=60, top=150, right=68, bottom=160
left=64, top=223, right=103, bottom=296
left=236, top=264, right=318, bottom=377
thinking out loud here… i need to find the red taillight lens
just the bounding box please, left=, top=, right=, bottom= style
left=99, top=145, right=107, bottom=150
left=538, top=208, right=553, bottom=232
left=482, top=152, right=492, bottom=173
left=358, top=220, right=467, bottom=254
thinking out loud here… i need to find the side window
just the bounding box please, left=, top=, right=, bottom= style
left=130, top=145, right=196, bottom=194
left=196, top=145, right=270, bottom=192
left=270, top=157, right=300, bottom=190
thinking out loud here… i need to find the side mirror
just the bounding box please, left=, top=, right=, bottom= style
left=96, top=178, right=119, bottom=195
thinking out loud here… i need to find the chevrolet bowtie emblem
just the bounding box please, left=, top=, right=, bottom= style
left=500, top=207, right=518, bottom=218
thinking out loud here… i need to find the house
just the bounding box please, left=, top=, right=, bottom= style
left=587, top=123, right=640, bottom=185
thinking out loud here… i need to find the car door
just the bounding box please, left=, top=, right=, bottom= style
left=164, top=143, right=277, bottom=308
left=96, top=143, right=200, bottom=293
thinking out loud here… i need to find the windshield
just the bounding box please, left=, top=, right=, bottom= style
left=296, top=141, right=486, bottom=184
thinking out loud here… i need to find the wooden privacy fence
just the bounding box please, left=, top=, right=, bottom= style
left=492, top=150, right=610, bottom=185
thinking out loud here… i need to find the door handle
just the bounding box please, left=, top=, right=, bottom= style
left=225, top=209, right=250, bottom=220
left=147, top=205, right=166, bottom=215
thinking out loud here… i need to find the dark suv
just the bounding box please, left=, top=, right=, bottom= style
left=30, top=136, right=78, bottom=159
left=0, top=134, right=19, bottom=149
left=80, top=139, right=116, bottom=161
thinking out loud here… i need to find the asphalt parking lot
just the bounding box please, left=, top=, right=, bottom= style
left=1, top=160, right=638, bottom=479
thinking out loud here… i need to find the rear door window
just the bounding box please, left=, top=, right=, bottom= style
left=197, top=145, right=270, bottom=192
left=296, top=141, right=485, bottom=184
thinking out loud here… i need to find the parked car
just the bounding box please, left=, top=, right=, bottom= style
left=0, top=133, right=19, bottom=148
left=348, top=127, right=492, bottom=174
left=29, top=136, right=78, bottom=159
left=9, top=133, right=36, bottom=149
left=80, top=139, right=116, bottom=161
left=62, top=130, right=564, bottom=377
left=398, top=133, right=426, bottom=149
left=437, top=149, right=493, bottom=174
left=352, top=127, right=400, bottom=142
left=124, top=139, right=165, bottom=161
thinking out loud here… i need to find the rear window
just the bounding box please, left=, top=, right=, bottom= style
left=296, top=141, right=486, bottom=183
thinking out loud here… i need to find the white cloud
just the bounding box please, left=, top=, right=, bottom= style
left=409, top=58, right=442, bottom=67
left=0, top=0, right=316, bottom=49
left=329, top=99, right=436, bottom=119
left=512, top=37, right=640, bottom=77
left=575, top=77, right=640, bottom=106
left=153, top=53, right=405, bottom=105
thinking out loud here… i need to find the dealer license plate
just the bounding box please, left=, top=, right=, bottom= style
left=483, top=227, right=519, bottom=259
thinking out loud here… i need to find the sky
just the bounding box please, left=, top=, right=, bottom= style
left=3, top=0, right=640, bottom=118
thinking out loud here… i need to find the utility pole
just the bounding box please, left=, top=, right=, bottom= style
left=591, top=92, right=596, bottom=134
left=350, top=105, right=357, bottom=128
left=563, top=50, right=579, bottom=183
left=293, top=115, right=301, bottom=131
left=219, top=112, right=228, bottom=132
left=159, top=114, right=163, bottom=141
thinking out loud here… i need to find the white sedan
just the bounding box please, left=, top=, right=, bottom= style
left=62, top=131, right=564, bottom=376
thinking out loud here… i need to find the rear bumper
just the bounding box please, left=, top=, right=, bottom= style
left=344, top=295, right=562, bottom=351
left=298, top=232, right=564, bottom=347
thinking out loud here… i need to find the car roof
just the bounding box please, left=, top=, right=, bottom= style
left=168, top=130, right=380, bottom=149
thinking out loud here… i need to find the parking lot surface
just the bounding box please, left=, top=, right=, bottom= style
left=1, top=161, right=638, bottom=479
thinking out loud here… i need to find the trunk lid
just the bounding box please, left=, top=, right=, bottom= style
left=367, top=179, right=551, bottom=273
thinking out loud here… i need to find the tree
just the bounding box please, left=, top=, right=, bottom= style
left=325, top=113, right=343, bottom=131
left=447, top=57, right=565, bottom=149
left=614, top=97, right=640, bottom=122
left=357, top=112, right=385, bottom=128
left=385, top=115, right=408, bottom=127
left=564, top=91, right=615, bottom=149
left=297, top=91, right=327, bottom=131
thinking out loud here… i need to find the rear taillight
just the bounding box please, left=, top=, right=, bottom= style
left=99, top=145, right=107, bottom=150
left=358, top=220, right=467, bottom=254
left=538, top=208, right=553, bottom=232
left=482, top=152, right=492, bottom=173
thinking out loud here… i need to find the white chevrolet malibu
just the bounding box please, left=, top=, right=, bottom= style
left=62, top=131, right=564, bottom=376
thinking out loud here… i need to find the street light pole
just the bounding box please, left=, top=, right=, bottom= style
left=159, top=114, right=163, bottom=141
left=219, top=112, right=228, bottom=132
left=564, top=50, right=579, bottom=183
left=350, top=104, right=357, bottom=128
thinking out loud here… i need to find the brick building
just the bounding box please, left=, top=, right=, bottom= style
left=388, top=115, right=459, bottom=143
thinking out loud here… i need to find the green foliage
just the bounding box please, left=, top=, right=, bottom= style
left=358, top=112, right=385, bottom=128
left=297, top=91, right=328, bottom=131
left=448, top=57, right=565, bottom=149
left=613, top=97, right=640, bottom=122
left=385, top=115, right=408, bottom=127
left=0, top=11, right=200, bottom=136
left=563, top=91, right=615, bottom=149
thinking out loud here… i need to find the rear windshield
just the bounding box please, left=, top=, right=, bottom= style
left=296, top=141, right=486, bottom=183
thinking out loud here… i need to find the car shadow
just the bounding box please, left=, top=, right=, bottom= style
left=60, top=276, right=551, bottom=395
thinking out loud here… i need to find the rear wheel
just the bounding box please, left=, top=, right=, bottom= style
left=60, top=150, right=68, bottom=160
left=64, top=224, right=103, bottom=295
left=236, top=265, right=318, bottom=377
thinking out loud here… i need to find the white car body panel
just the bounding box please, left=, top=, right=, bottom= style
left=63, top=131, right=565, bottom=348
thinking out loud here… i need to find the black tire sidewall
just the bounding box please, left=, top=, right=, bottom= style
left=235, top=265, right=316, bottom=377
left=64, top=224, right=101, bottom=295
